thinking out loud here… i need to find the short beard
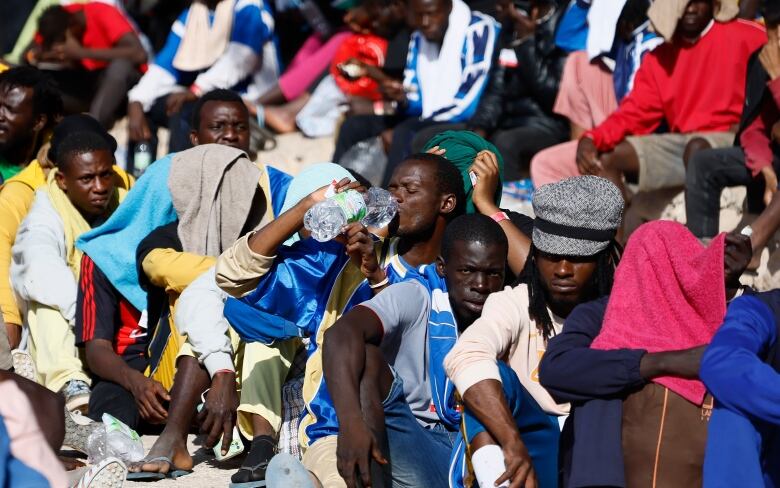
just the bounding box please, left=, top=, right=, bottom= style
left=0, top=134, right=33, bottom=158
left=396, top=218, right=437, bottom=241
left=542, top=279, right=598, bottom=317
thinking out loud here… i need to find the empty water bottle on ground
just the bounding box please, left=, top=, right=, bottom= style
left=304, top=187, right=398, bottom=242
left=86, top=413, right=144, bottom=464
left=133, top=142, right=153, bottom=178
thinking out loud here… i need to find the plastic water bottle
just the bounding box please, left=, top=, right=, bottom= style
left=133, top=141, right=153, bottom=178
left=86, top=414, right=144, bottom=464
left=304, top=187, right=398, bottom=242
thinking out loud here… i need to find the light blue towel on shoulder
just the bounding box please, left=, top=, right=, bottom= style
left=77, top=156, right=177, bottom=311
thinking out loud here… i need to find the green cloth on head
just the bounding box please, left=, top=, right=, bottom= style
left=281, top=163, right=355, bottom=245
left=422, top=130, right=504, bottom=214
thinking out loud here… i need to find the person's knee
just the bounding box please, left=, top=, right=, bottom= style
left=530, top=150, right=556, bottom=185
left=683, top=137, right=712, bottom=168
left=598, top=148, right=620, bottom=176
left=685, top=149, right=716, bottom=190
left=89, top=381, right=140, bottom=428
left=104, top=58, right=135, bottom=80
left=339, top=115, right=365, bottom=134
left=175, top=354, right=200, bottom=370
left=392, top=119, right=417, bottom=140
left=334, top=116, right=373, bottom=160
left=16, top=374, right=65, bottom=449
left=600, top=141, right=634, bottom=173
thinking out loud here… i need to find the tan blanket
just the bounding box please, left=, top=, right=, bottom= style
left=648, top=0, right=739, bottom=42
left=169, top=143, right=261, bottom=256
left=173, top=0, right=234, bottom=71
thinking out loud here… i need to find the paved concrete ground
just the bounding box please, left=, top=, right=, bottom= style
left=123, top=434, right=245, bottom=487
left=64, top=433, right=242, bottom=487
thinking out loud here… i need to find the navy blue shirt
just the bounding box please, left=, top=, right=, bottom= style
left=540, top=297, right=646, bottom=403
left=539, top=297, right=647, bottom=488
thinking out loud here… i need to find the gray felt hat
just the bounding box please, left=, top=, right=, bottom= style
left=532, top=176, right=624, bottom=256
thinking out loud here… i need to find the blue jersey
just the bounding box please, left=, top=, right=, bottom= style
left=155, top=0, right=275, bottom=87
left=224, top=237, right=420, bottom=448
left=554, top=0, right=590, bottom=53
left=403, top=11, right=500, bottom=122
left=612, top=21, right=663, bottom=102
left=129, top=0, right=279, bottom=109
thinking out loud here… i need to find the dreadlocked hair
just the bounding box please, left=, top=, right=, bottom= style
left=518, top=241, right=623, bottom=341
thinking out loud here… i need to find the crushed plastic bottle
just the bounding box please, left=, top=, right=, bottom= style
left=303, top=187, right=398, bottom=242
left=86, top=413, right=144, bottom=464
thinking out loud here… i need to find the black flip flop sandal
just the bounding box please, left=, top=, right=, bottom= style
left=126, top=456, right=191, bottom=481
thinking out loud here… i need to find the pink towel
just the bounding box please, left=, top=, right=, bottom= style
left=591, top=220, right=726, bottom=405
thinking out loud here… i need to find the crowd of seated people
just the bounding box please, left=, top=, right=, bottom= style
left=1, top=0, right=780, bottom=487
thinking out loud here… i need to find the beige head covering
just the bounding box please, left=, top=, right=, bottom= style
left=648, top=0, right=740, bottom=42
left=169, top=143, right=262, bottom=256
left=173, top=0, right=235, bottom=71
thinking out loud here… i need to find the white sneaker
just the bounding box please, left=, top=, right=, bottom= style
left=62, top=379, right=91, bottom=414
left=63, top=408, right=101, bottom=454
left=73, top=457, right=126, bottom=488
left=11, top=349, right=36, bottom=381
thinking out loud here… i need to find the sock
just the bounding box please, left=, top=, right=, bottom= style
left=232, top=435, right=277, bottom=483
left=472, top=444, right=510, bottom=488
left=249, top=435, right=276, bottom=463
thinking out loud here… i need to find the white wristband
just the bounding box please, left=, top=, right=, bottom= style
left=369, top=276, right=389, bottom=289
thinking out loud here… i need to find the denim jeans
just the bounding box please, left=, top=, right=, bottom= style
left=685, top=146, right=768, bottom=238
left=462, top=362, right=561, bottom=488
left=383, top=364, right=560, bottom=488
left=382, top=373, right=458, bottom=488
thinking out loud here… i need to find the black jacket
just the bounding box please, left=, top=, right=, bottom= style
left=136, top=222, right=183, bottom=329
left=540, top=297, right=646, bottom=488
left=735, top=49, right=770, bottom=146
left=734, top=49, right=780, bottom=187
left=467, top=10, right=568, bottom=135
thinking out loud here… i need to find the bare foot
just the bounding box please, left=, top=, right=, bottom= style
left=127, top=433, right=192, bottom=474
left=263, top=105, right=297, bottom=134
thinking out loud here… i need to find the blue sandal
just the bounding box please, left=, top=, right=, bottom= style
left=126, top=456, right=191, bottom=481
